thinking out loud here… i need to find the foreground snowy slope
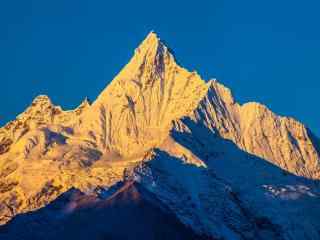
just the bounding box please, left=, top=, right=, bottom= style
left=0, top=32, right=319, bottom=239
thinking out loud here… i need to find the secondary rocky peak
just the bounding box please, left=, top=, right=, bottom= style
left=17, top=94, right=57, bottom=122
left=206, top=79, right=235, bottom=105
left=32, top=94, right=51, bottom=102
left=77, top=97, right=91, bottom=109
left=30, top=95, right=53, bottom=108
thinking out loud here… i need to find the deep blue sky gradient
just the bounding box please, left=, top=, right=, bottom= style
left=0, top=0, right=319, bottom=134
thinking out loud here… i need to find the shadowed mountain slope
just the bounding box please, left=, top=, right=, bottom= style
left=0, top=181, right=211, bottom=240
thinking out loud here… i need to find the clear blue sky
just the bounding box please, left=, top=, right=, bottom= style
left=0, top=0, right=319, bottom=135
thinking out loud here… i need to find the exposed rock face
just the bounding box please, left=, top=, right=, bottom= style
left=0, top=32, right=319, bottom=239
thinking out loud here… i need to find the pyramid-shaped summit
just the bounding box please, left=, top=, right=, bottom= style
left=80, top=32, right=210, bottom=156
left=97, top=31, right=179, bottom=92
left=135, top=31, right=164, bottom=53
left=133, top=31, right=173, bottom=58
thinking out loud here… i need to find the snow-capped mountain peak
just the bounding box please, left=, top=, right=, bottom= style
left=0, top=32, right=320, bottom=240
